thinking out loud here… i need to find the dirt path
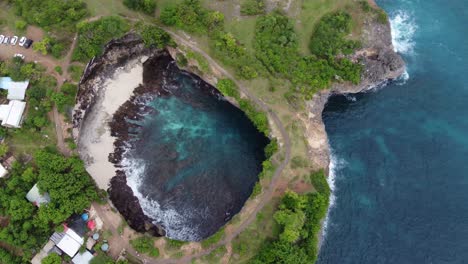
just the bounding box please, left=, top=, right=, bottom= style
left=51, top=33, right=79, bottom=156
left=120, top=29, right=292, bottom=264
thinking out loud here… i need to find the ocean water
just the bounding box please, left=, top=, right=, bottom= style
left=123, top=66, right=269, bottom=241
left=318, top=1, right=468, bottom=263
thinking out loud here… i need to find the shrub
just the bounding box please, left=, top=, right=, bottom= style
left=15, top=20, right=27, bottom=31
left=216, top=79, right=239, bottom=99
left=138, top=25, right=175, bottom=48
left=240, top=0, right=265, bottom=16
left=54, top=66, right=63, bottom=75
left=73, top=16, right=130, bottom=62
left=123, top=0, right=156, bottom=14
left=130, top=236, right=159, bottom=257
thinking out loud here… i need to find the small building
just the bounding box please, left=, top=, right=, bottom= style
left=72, top=250, right=94, bottom=264
left=0, top=163, right=8, bottom=178
left=25, top=183, right=51, bottom=207
left=53, top=228, right=85, bottom=258
left=0, top=100, right=26, bottom=128
left=0, top=77, right=29, bottom=100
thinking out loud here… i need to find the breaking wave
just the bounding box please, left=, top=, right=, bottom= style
left=122, top=154, right=201, bottom=241
left=390, top=10, right=417, bottom=55
left=321, top=151, right=347, bottom=241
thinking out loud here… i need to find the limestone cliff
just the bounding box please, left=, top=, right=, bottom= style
left=306, top=14, right=405, bottom=170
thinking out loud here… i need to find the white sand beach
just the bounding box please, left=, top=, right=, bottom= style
left=78, top=57, right=146, bottom=190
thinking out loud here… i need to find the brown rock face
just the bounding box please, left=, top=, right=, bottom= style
left=306, top=15, right=406, bottom=171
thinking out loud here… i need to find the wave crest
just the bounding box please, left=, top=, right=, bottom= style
left=390, top=11, right=417, bottom=55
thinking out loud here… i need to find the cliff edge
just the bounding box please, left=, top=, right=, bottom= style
left=306, top=13, right=405, bottom=170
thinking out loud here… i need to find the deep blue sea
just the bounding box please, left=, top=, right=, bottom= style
left=318, top=0, right=468, bottom=263
left=123, top=65, right=269, bottom=241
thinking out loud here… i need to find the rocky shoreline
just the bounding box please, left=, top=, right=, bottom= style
left=306, top=12, right=405, bottom=171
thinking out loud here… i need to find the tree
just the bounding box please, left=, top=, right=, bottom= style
left=33, top=37, right=51, bottom=55
left=123, top=0, right=156, bottom=14
left=41, top=253, right=61, bottom=264
left=139, top=25, right=175, bottom=48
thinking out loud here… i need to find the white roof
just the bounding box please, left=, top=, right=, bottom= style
left=0, top=100, right=26, bottom=128
left=25, top=183, right=50, bottom=206
left=0, top=163, right=7, bottom=178
left=57, top=229, right=84, bottom=257
left=0, top=77, right=29, bottom=100
left=72, top=251, right=94, bottom=264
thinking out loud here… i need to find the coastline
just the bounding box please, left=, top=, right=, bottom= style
left=308, top=3, right=406, bottom=252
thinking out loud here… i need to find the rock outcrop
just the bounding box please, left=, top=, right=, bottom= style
left=306, top=15, right=405, bottom=170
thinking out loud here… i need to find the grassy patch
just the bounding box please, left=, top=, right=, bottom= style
left=186, top=51, right=211, bottom=74
left=67, top=65, right=84, bottom=83
left=230, top=199, right=280, bottom=263
left=7, top=123, right=56, bottom=157
left=201, top=228, right=225, bottom=249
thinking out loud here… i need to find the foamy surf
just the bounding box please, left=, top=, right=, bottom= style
left=122, top=154, right=201, bottom=241
left=390, top=10, right=417, bottom=55
left=320, top=151, right=347, bottom=244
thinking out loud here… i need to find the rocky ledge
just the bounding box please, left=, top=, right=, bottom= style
left=306, top=14, right=406, bottom=170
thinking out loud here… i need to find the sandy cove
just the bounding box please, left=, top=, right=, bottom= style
left=77, top=58, right=144, bottom=189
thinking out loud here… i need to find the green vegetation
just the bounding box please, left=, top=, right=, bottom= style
left=11, top=0, right=88, bottom=29
left=138, top=25, right=175, bottom=48
left=123, top=0, right=156, bottom=14
left=73, top=16, right=130, bottom=62
left=0, top=248, right=20, bottom=264
left=186, top=51, right=211, bottom=73
left=68, top=65, right=84, bottom=82
left=51, top=82, right=78, bottom=116
left=90, top=253, right=115, bottom=264
left=130, top=236, right=160, bottom=257
left=249, top=171, right=330, bottom=263
left=41, top=253, right=61, bottom=264
left=241, top=0, right=265, bottom=16
left=201, top=228, right=224, bottom=248
left=160, top=0, right=224, bottom=33
left=216, top=79, right=239, bottom=99
left=254, top=12, right=362, bottom=98
left=0, top=150, right=97, bottom=259
left=54, top=66, right=63, bottom=75
left=14, top=20, right=27, bottom=31
left=33, top=36, right=66, bottom=58
left=309, top=12, right=361, bottom=57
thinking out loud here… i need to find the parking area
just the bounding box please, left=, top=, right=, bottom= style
left=0, top=27, right=62, bottom=76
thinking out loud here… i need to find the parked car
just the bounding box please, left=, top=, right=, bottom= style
left=19, top=36, right=27, bottom=47
left=14, top=53, right=25, bottom=60
left=24, top=39, right=33, bottom=49
left=10, top=36, right=18, bottom=45
left=3, top=37, right=10, bottom=44
left=0, top=35, right=4, bottom=44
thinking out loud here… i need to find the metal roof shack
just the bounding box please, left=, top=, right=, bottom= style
left=25, top=183, right=51, bottom=207
left=56, top=228, right=85, bottom=258
left=0, top=77, right=29, bottom=100
left=0, top=163, right=7, bottom=178
left=0, top=100, right=26, bottom=128
left=72, top=250, right=94, bottom=264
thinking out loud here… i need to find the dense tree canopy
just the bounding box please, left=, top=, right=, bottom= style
left=160, top=0, right=224, bottom=33
left=249, top=171, right=330, bottom=263
left=139, top=25, right=175, bottom=49
left=12, top=0, right=88, bottom=29
left=123, top=0, right=156, bottom=14
left=0, top=150, right=97, bottom=258
left=73, top=16, right=130, bottom=62
left=241, top=0, right=266, bottom=16
left=309, top=12, right=361, bottom=57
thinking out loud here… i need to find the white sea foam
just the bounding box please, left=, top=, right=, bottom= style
left=390, top=10, right=417, bottom=55
left=122, top=154, right=201, bottom=241
left=321, top=151, right=347, bottom=241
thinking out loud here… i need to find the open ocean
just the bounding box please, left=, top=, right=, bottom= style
left=318, top=0, right=468, bottom=263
